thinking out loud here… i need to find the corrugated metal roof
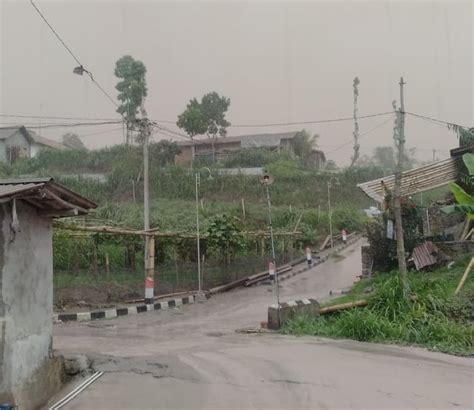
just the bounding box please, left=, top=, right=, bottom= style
left=411, top=241, right=439, bottom=270
left=357, top=157, right=462, bottom=203
left=177, top=131, right=299, bottom=147
left=0, top=178, right=97, bottom=216
left=0, top=182, right=44, bottom=198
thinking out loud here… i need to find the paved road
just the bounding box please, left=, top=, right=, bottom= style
left=52, top=241, right=474, bottom=409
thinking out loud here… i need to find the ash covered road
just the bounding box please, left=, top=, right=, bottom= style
left=52, top=240, right=473, bottom=409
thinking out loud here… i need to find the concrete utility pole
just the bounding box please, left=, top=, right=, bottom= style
left=393, top=77, right=408, bottom=280
left=141, top=117, right=154, bottom=304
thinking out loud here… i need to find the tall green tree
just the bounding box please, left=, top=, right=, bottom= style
left=176, top=98, right=208, bottom=138
left=114, top=55, right=148, bottom=144
left=177, top=91, right=231, bottom=162
left=201, top=92, right=231, bottom=161
left=62, top=133, right=86, bottom=150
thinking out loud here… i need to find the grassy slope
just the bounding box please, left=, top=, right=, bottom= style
left=283, top=257, right=474, bottom=356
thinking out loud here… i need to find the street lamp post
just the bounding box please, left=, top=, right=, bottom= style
left=327, top=176, right=339, bottom=249
left=261, top=173, right=280, bottom=308
left=195, top=167, right=212, bottom=296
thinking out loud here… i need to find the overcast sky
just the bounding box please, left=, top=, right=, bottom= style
left=0, top=0, right=472, bottom=165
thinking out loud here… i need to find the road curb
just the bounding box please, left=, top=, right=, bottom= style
left=278, top=236, right=360, bottom=282
left=53, top=295, right=195, bottom=323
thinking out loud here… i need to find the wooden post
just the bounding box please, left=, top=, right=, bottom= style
left=260, top=236, right=265, bottom=257
left=454, top=257, right=474, bottom=295
left=132, top=180, right=136, bottom=204
left=105, top=252, right=110, bottom=280
left=241, top=198, right=246, bottom=219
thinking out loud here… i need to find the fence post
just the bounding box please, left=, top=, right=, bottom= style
left=105, top=252, right=110, bottom=279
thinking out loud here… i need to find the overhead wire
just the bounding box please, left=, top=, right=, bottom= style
left=0, top=113, right=119, bottom=121
left=405, top=112, right=471, bottom=130
left=326, top=115, right=396, bottom=154
left=29, top=0, right=121, bottom=111
left=3, top=120, right=122, bottom=130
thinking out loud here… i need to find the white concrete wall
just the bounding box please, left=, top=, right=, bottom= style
left=30, top=143, right=42, bottom=158
left=0, top=200, right=53, bottom=398
left=0, top=130, right=31, bottom=163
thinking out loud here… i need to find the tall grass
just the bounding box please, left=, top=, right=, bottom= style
left=283, top=269, right=474, bottom=356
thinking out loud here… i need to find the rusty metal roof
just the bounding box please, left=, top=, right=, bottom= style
left=411, top=241, right=439, bottom=270
left=357, top=157, right=463, bottom=203
left=0, top=178, right=97, bottom=217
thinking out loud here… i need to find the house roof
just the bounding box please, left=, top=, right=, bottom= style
left=28, top=130, right=66, bottom=150
left=0, top=126, right=66, bottom=149
left=176, top=131, right=300, bottom=147
left=0, top=126, right=35, bottom=144
left=357, top=157, right=463, bottom=203
left=0, top=177, right=97, bottom=217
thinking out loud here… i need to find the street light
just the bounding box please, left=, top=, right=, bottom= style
left=195, top=167, right=213, bottom=297
left=327, top=176, right=339, bottom=249
left=260, top=172, right=280, bottom=308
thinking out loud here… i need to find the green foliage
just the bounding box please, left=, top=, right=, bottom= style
left=201, top=92, right=231, bottom=138
left=206, top=214, right=244, bottom=260
left=176, top=98, right=208, bottom=137
left=463, top=153, right=474, bottom=176
left=114, top=55, right=147, bottom=122
left=443, top=182, right=474, bottom=220
left=365, top=199, right=424, bottom=272
left=283, top=267, right=474, bottom=355
left=62, top=133, right=87, bottom=150
left=223, top=148, right=295, bottom=168
left=177, top=92, right=231, bottom=144
left=458, top=128, right=474, bottom=148
left=292, top=130, right=319, bottom=163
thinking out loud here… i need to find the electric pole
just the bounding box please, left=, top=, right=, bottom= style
left=393, top=77, right=407, bottom=281
left=140, top=116, right=154, bottom=304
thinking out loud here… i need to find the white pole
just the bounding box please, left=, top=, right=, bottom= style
left=143, top=118, right=153, bottom=304
left=328, top=181, right=333, bottom=249
left=195, top=173, right=202, bottom=295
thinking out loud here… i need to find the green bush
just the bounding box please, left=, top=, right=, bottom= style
left=283, top=270, right=474, bottom=356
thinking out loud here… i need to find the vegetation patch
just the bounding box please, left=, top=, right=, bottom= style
left=282, top=260, right=474, bottom=356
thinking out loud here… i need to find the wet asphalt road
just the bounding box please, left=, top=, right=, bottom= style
left=51, top=241, right=474, bottom=410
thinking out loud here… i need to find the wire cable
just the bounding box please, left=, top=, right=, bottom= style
left=5, top=120, right=123, bottom=130
left=405, top=112, right=471, bottom=130
left=30, top=0, right=121, bottom=110
left=0, top=113, right=119, bottom=121
left=326, top=115, right=396, bottom=154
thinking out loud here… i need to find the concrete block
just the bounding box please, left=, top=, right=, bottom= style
left=76, top=312, right=91, bottom=322
left=267, top=298, right=320, bottom=330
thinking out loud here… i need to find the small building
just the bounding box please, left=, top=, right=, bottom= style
left=175, top=131, right=326, bottom=170
left=0, top=126, right=66, bottom=164
left=0, top=178, right=96, bottom=408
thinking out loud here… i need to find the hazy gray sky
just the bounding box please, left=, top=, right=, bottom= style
left=0, top=0, right=472, bottom=165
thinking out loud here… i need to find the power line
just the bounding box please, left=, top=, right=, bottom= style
left=227, top=111, right=394, bottom=128
left=405, top=112, right=471, bottom=130
left=1, top=120, right=122, bottom=130
left=30, top=0, right=120, bottom=110
left=29, top=0, right=81, bottom=65
left=80, top=126, right=124, bottom=138
left=154, top=111, right=393, bottom=129
left=0, top=113, right=119, bottom=121
left=326, top=115, right=396, bottom=154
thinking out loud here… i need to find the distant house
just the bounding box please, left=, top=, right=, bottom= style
left=175, top=131, right=326, bottom=169
left=0, top=126, right=66, bottom=164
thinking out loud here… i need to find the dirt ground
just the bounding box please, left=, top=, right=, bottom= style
left=54, top=281, right=195, bottom=312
